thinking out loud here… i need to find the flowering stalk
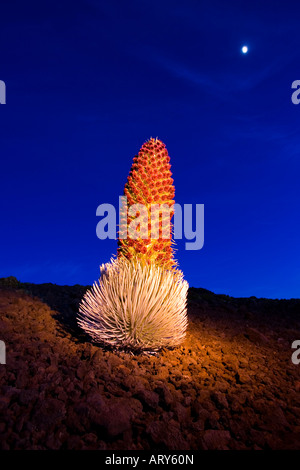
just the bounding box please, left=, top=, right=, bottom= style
left=118, top=138, right=176, bottom=270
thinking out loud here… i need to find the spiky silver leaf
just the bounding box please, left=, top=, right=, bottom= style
left=77, top=258, right=188, bottom=352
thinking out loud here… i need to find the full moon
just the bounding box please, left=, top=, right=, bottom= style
left=241, top=45, right=248, bottom=54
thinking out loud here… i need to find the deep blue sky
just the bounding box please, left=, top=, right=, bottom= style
left=1, top=0, right=299, bottom=298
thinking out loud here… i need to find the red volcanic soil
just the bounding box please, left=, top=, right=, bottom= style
left=0, top=277, right=300, bottom=450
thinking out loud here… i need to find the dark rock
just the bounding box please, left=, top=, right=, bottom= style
left=107, top=398, right=142, bottom=437
left=146, top=420, right=189, bottom=450
left=235, top=371, right=252, bottom=385
left=83, top=433, right=98, bottom=444
left=172, top=402, right=190, bottom=426
left=0, top=395, right=11, bottom=412
left=85, top=393, right=142, bottom=438
left=258, top=406, right=290, bottom=432
left=244, top=327, right=269, bottom=345
left=76, top=362, right=87, bottom=380
left=31, top=398, right=66, bottom=432
left=19, top=389, right=39, bottom=406
left=1, top=285, right=300, bottom=450
left=211, top=391, right=229, bottom=409
left=134, top=388, right=159, bottom=410
left=15, top=370, right=29, bottom=388
left=66, top=435, right=84, bottom=450
left=202, top=430, right=231, bottom=449
left=0, top=276, right=20, bottom=288
left=154, top=382, right=174, bottom=408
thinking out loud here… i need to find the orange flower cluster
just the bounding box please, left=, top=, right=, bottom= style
left=117, top=138, right=176, bottom=270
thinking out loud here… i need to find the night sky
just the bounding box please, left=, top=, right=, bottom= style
left=1, top=0, right=299, bottom=298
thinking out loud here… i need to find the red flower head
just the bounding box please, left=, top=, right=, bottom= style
left=118, top=138, right=176, bottom=270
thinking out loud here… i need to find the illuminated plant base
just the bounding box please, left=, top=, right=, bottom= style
left=78, top=258, right=188, bottom=352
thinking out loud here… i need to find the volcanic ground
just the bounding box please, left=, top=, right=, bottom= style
left=0, top=276, right=300, bottom=450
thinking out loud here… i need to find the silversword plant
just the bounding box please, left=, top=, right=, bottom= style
left=78, top=138, right=188, bottom=352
